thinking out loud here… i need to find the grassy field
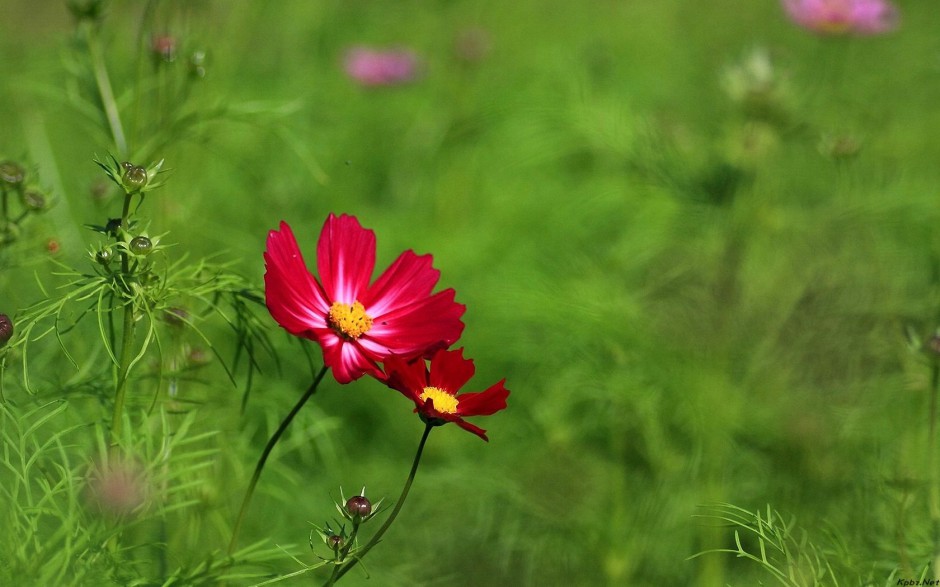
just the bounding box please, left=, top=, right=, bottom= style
left=1, top=1, right=939, bottom=585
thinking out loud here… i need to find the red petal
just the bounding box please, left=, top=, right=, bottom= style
left=456, top=379, right=509, bottom=416
left=316, top=213, right=376, bottom=304
left=361, top=250, right=439, bottom=317
left=264, top=222, right=330, bottom=336
left=366, top=289, right=465, bottom=359
left=429, top=348, right=475, bottom=392
left=384, top=354, right=429, bottom=400
left=454, top=418, right=489, bottom=441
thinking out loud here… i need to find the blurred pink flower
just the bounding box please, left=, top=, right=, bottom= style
left=782, top=0, right=898, bottom=35
left=85, top=459, right=150, bottom=518
left=343, top=47, right=420, bottom=87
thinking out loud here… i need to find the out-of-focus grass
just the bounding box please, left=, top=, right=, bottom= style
left=2, top=0, right=940, bottom=585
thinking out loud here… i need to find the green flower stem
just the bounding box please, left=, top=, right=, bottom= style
left=227, top=365, right=329, bottom=555
left=83, top=21, right=128, bottom=159
left=929, top=361, right=940, bottom=578
left=109, top=193, right=136, bottom=446
left=326, top=422, right=434, bottom=586
left=333, top=518, right=362, bottom=566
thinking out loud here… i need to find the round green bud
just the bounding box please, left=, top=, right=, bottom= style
left=0, top=161, right=25, bottom=186
left=95, top=248, right=113, bottom=265
left=327, top=534, right=343, bottom=551
left=122, top=166, right=148, bottom=191
left=130, top=236, right=153, bottom=255
left=22, top=189, right=46, bottom=211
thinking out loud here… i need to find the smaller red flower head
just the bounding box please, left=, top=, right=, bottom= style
left=264, top=214, right=465, bottom=384
left=384, top=348, right=509, bottom=441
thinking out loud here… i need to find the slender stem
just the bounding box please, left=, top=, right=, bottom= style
left=928, top=361, right=940, bottom=578
left=109, top=193, right=137, bottom=447
left=84, top=21, right=128, bottom=158
left=1, top=187, right=8, bottom=230
left=109, top=301, right=136, bottom=445
left=228, top=365, right=329, bottom=555
left=326, top=422, right=434, bottom=585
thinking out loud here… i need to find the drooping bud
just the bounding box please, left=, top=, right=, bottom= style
left=0, top=314, right=13, bottom=348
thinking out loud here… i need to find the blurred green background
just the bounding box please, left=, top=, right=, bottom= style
left=2, top=1, right=940, bottom=585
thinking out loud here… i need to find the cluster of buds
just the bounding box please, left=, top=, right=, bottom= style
left=310, top=488, right=383, bottom=561
left=0, top=159, right=53, bottom=246
left=149, top=34, right=207, bottom=79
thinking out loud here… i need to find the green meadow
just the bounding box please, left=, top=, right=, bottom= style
left=1, top=1, right=939, bottom=585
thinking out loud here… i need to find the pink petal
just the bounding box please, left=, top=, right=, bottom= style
left=366, top=289, right=465, bottom=358
left=264, top=222, right=330, bottom=336
left=316, top=213, right=376, bottom=304
left=361, top=250, right=440, bottom=317
left=320, top=333, right=382, bottom=383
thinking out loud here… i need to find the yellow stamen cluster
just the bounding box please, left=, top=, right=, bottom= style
left=419, top=386, right=458, bottom=414
left=327, top=301, right=373, bottom=340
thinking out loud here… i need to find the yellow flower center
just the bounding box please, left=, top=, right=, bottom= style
left=419, top=386, right=458, bottom=414
left=327, top=301, right=373, bottom=340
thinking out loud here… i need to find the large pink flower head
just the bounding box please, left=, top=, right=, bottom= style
left=782, top=0, right=898, bottom=35
left=343, top=46, right=421, bottom=87
left=384, top=348, right=510, bottom=441
left=264, top=214, right=465, bottom=383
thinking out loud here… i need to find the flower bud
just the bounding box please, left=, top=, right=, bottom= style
left=189, top=51, right=207, bottom=78
left=122, top=165, right=149, bottom=192
left=130, top=236, right=153, bottom=255
left=164, top=307, right=189, bottom=327
left=104, top=218, right=123, bottom=236
left=0, top=160, right=25, bottom=186
left=327, top=534, right=344, bottom=551
left=925, top=334, right=940, bottom=359
left=345, top=495, right=372, bottom=520
left=22, top=189, right=47, bottom=211
left=67, top=0, right=104, bottom=22
left=95, top=248, right=113, bottom=265
left=151, top=35, right=177, bottom=63
left=0, top=314, right=13, bottom=348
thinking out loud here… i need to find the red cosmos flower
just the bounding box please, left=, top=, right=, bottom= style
left=264, top=214, right=465, bottom=383
left=384, top=348, right=509, bottom=441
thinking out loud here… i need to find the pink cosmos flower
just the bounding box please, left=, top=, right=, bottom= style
left=264, top=214, right=465, bottom=384
left=782, top=0, right=898, bottom=35
left=343, top=47, right=420, bottom=87
left=384, top=348, right=510, bottom=441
